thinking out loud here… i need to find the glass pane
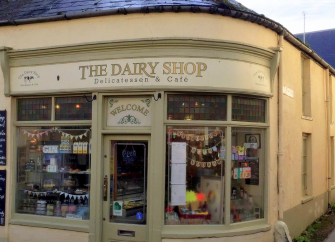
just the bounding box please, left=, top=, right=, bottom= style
left=55, top=97, right=92, bottom=120
left=232, top=97, right=266, bottom=123
left=165, top=126, right=226, bottom=225
left=17, top=98, right=52, bottom=121
left=16, top=127, right=91, bottom=220
left=110, top=141, right=148, bottom=224
left=231, top=128, right=265, bottom=223
left=167, top=95, right=227, bottom=121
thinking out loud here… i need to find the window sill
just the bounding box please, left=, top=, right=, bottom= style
left=301, top=195, right=314, bottom=204
left=301, top=116, right=313, bottom=121
left=10, top=215, right=89, bottom=232
left=162, top=222, right=271, bottom=239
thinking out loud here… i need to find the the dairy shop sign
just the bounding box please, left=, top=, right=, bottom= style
left=107, top=97, right=151, bottom=127
left=10, top=58, right=271, bottom=94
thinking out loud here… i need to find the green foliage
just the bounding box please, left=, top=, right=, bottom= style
left=293, top=236, right=310, bottom=242
left=293, top=218, right=323, bottom=242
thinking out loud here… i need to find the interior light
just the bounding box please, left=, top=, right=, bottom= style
left=55, top=105, right=60, bottom=109
left=75, top=104, right=80, bottom=108
left=41, top=105, right=46, bottom=109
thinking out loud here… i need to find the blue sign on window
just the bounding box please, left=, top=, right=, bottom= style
left=0, top=110, right=6, bottom=166
left=0, top=170, right=5, bottom=226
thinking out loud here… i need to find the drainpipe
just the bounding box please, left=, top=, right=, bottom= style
left=326, top=68, right=332, bottom=206
left=278, top=33, right=284, bottom=221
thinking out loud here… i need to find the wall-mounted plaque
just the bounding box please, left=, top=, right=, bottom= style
left=0, top=111, right=6, bottom=166
left=0, top=170, right=6, bottom=226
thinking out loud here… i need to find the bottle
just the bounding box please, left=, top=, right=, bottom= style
left=36, top=157, right=41, bottom=171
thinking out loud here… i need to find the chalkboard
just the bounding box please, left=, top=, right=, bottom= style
left=0, top=170, right=5, bottom=226
left=0, top=110, right=6, bottom=166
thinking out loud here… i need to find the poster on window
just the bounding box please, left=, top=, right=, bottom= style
left=0, top=170, right=5, bottom=226
left=0, top=111, right=6, bottom=166
left=245, top=159, right=259, bottom=185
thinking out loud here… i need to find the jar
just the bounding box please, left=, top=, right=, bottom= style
left=61, top=204, right=68, bottom=217
left=47, top=203, right=54, bottom=216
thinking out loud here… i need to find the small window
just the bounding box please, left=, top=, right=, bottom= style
left=167, top=94, right=227, bottom=121
left=232, top=96, right=266, bottom=123
left=301, top=56, right=311, bottom=117
left=17, top=98, right=52, bottom=121
left=55, top=97, right=92, bottom=121
left=302, top=133, right=312, bottom=196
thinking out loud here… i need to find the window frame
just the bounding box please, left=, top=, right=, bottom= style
left=302, top=133, right=313, bottom=200
left=301, top=55, right=312, bottom=118
left=162, top=92, right=269, bottom=235
left=11, top=95, right=92, bottom=232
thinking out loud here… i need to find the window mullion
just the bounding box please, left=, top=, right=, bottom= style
left=225, top=126, right=232, bottom=227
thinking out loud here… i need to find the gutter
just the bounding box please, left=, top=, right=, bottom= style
left=278, top=34, right=284, bottom=221
left=326, top=68, right=332, bottom=206
left=0, top=4, right=334, bottom=76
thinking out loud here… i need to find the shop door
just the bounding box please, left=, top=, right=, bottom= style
left=103, top=135, right=149, bottom=242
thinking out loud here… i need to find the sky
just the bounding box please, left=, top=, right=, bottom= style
left=236, top=0, right=335, bottom=34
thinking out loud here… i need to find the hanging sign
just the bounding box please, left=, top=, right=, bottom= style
left=107, top=97, right=151, bottom=127
left=122, top=147, right=137, bottom=164
left=0, top=170, right=6, bottom=226
left=0, top=111, right=6, bottom=166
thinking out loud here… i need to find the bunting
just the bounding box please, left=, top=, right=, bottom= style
left=23, top=190, right=89, bottom=200
left=22, top=128, right=89, bottom=140
left=187, top=157, right=222, bottom=168
left=172, top=130, right=223, bottom=141
left=188, top=141, right=222, bottom=155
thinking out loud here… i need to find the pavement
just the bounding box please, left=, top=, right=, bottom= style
left=325, top=228, right=335, bottom=242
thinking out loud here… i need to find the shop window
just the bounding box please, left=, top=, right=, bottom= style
left=301, top=56, right=311, bottom=117
left=55, top=96, right=92, bottom=120
left=17, top=98, right=52, bottom=121
left=16, top=127, right=91, bottom=220
left=232, top=97, right=266, bottom=123
left=302, top=133, right=312, bottom=196
left=167, top=94, right=227, bottom=121
left=165, top=126, right=226, bottom=225
left=230, top=128, right=265, bottom=223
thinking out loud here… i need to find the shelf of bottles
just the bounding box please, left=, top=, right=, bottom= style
left=16, top=128, right=91, bottom=220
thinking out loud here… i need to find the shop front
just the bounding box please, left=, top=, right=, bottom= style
left=4, top=38, right=278, bottom=242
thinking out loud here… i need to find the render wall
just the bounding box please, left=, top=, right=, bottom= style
left=282, top=39, right=329, bottom=237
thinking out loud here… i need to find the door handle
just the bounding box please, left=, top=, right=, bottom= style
left=103, top=175, right=108, bottom=201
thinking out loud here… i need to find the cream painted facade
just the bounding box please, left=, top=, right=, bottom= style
left=0, top=11, right=333, bottom=242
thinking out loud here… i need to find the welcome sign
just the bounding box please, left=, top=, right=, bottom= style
left=107, top=97, right=151, bottom=127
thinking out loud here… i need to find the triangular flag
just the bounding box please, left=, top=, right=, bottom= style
left=79, top=135, right=83, bottom=139
left=86, top=194, right=89, bottom=199
left=28, top=191, right=32, bottom=195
